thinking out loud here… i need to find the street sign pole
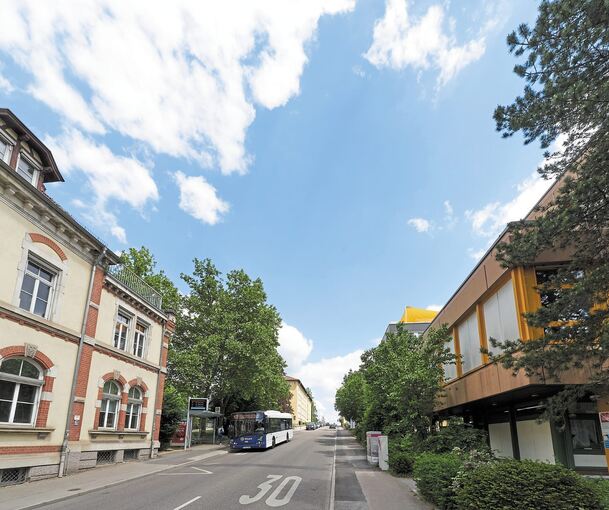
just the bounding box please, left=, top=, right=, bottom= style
left=184, top=397, right=191, bottom=450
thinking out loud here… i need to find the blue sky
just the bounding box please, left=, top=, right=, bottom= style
left=0, top=0, right=547, bottom=419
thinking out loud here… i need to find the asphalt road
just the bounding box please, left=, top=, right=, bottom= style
left=39, top=428, right=337, bottom=510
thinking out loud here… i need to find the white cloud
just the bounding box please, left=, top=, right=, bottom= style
left=426, top=304, right=442, bottom=312
left=468, top=247, right=488, bottom=261
left=408, top=217, right=431, bottom=232
left=364, top=0, right=488, bottom=86
left=466, top=171, right=552, bottom=239
left=45, top=129, right=159, bottom=243
left=0, top=1, right=355, bottom=175
left=278, top=322, right=314, bottom=373
left=174, top=171, right=229, bottom=225
left=294, top=349, right=364, bottom=423
left=0, top=75, right=13, bottom=93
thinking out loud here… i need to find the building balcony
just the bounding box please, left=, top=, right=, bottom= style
left=106, top=265, right=163, bottom=310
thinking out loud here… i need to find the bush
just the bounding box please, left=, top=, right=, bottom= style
left=587, top=478, right=609, bottom=510
left=422, top=420, right=489, bottom=454
left=388, top=435, right=420, bottom=475
left=456, top=459, right=603, bottom=510
left=413, top=452, right=462, bottom=509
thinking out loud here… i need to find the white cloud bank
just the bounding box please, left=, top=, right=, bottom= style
left=45, top=130, right=159, bottom=244
left=364, top=0, right=490, bottom=86
left=0, top=0, right=355, bottom=238
left=278, top=321, right=363, bottom=422
left=0, top=1, right=355, bottom=174
left=278, top=322, right=314, bottom=373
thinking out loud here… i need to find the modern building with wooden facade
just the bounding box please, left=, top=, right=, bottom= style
left=0, top=109, right=173, bottom=485
left=427, top=176, right=609, bottom=473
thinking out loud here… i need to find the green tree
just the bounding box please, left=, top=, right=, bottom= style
left=169, top=258, right=290, bottom=417
left=492, top=0, right=609, bottom=420
left=158, top=384, right=187, bottom=447
left=334, top=369, right=367, bottom=423
left=359, top=325, right=453, bottom=437
left=334, top=325, right=454, bottom=438
left=119, top=246, right=181, bottom=311
left=307, top=387, right=319, bottom=422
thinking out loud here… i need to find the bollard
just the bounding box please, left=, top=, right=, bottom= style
left=366, top=431, right=382, bottom=465
left=378, top=436, right=389, bottom=471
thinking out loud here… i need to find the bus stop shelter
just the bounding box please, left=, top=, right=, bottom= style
left=184, top=399, right=223, bottom=448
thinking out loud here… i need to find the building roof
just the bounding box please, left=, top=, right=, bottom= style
left=284, top=375, right=313, bottom=400
left=399, top=306, right=438, bottom=324
left=0, top=108, right=63, bottom=183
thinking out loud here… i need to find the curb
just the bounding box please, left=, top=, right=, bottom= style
left=15, top=449, right=228, bottom=510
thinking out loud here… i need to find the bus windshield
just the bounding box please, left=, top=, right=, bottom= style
left=231, top=412, right=265, bottom=437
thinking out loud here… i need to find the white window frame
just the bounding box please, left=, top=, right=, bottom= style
left=0, top=358, right=43, bottom=426
left=18, top=255, right=58, bottom=320
left=15, top=152, right=41, bottom=186
left=125, top=387, right=143, bottom=430
left=132, top=321, right=148, bottom=358
left=98, top=380, right=121, bottom=429
left=113, top=309, right=133, bottom=351
left=0, top=133, right=13, bottom=164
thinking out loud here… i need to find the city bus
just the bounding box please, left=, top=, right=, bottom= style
left=229, top=410, right=293, bottom=450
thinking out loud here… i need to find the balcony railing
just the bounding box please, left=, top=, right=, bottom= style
left=106, top=265, right=163, bottom=310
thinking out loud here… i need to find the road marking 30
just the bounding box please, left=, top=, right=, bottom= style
left=173, top=496, right=201, bottom=510
left=239, top=475, right=302, bottom=507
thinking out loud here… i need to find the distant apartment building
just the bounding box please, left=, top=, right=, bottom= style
left=427, top=177, right=609, bottom=474
left=0, top=109, right=173, bottom=485
left=382, top=306, right=438, bottom=340
left=284, top=376, right=312, bottom=425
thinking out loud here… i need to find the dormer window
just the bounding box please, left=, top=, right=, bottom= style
left=16, top=156, right=39, bottom=186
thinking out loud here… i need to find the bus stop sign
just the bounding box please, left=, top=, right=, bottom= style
left=189, top=398, right=208, bottom=411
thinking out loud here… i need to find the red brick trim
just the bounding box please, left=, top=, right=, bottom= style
left=126, top=378, right=150, bottom=393
left=35, top=400, right=51, bottom=428
left=0, top=346, right=55, bottom=428
left=0, top=445, right=60, bottom=455
left=29, top=233, right=67, bottom=261
left=101, top=372, right=128, bottom=387
left=0, top=346, right=54, bottom=370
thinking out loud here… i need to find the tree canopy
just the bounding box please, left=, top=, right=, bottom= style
left=492, top=0, right=609, bottom=420
left=169, top=258, right=290, bottom=416
left=334, top=325, right=454, bottom=439
left=119, top=246, right=181, bottom=312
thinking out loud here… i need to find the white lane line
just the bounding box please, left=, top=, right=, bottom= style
left=173, top=496, right=201, bottom=510
left=192, top=467, right=213, bottom=473
left=329, top=432, right=337, bottom=510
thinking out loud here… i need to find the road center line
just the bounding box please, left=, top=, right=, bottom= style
left=173, top=496, right=201, bottom=510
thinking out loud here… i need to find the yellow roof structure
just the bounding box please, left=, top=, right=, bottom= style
left=399, top=306, right=438, bottom=324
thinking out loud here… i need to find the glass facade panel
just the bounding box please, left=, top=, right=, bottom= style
left=483, top=279, right=520, bottom=356
left=458, top=312, right=481, bottom=373
left=443, top=335, right=457, bottom=380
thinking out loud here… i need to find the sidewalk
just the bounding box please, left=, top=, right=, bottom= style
left=334, top=430, right=433, bottom=510
left=0, top=444, right=226, bottom=510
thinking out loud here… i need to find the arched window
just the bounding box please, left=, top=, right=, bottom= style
left=98, top=381, right=121, bottom=429
left=125, top=387, right=143, bottom=430
left=0, top=358, right=43, bottom=425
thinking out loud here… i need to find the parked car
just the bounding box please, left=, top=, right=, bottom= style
left=329, top=423, right=336, bottom=429
left=306, top=422, right=315, bottom=430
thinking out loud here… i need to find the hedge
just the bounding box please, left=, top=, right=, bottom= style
left=456, top=459, right=603, bottom=510
left=413, top=452, right=462, bottom=509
